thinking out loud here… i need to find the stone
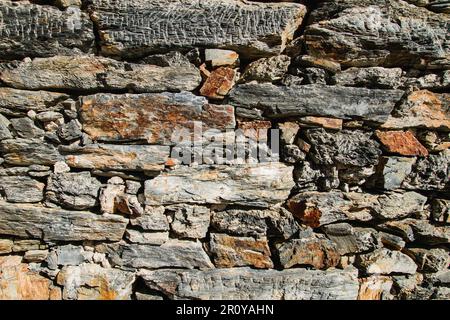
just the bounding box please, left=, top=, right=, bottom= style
left=115, top=194, right=144, bottom=216
left=305, top=0, right=449, bottom=69
left=0, top=239, right=13, bottom=254
left=323, top=223, right=379, bottom=255
left=230, top=84, right=403, bottom=122
left=0, top=114, right=12, bottom=140
left=277, top=122, right=300, bottom=145
left=55, top=0, right=82, bottom=8
left=167, top=205, right=210, bottom=239
left=0, top=176, right=44, bottom=203
left=0, top=138, right=62, bottom=166
left=288, top=191, right=427, bottom=227
left=292, top=67, right=328, bottom=85
left=373, top=157, right=416, bottom=190
left=334, top=67, right=404, bottom=89
left=46, top=245, right=86, bottom=269
left=240, top=55, right=290, bottom=83
left=209, top=233, right=273, bottom=269
left=79, top=92, right=235, bottom=144
left=205, top=49, right=239, bottom=68
left=0, top=202, right=128, bottom=241
left=9, top=117, right=45, bottom=139
left=140, top=267, right=359, bottom=300
left=357, top=276, right=393, bottom=300
left=90, top=0, right=307, bottom=59
left=0, top=2, right=93, bottom=59
left=24, top=250, right=49, bottom=263
left=431, top=199, right=450, bottom=223
left=381, top=91, right=450, bottom=131
left=200, top=67, right=236, bottom=100
left=57, top=120, right=82, bottom=142
left=306, top=128, right=381, bottom=167
left=61, top=144, right=170, bottom=172
left=145, top=163, right=294, bottom=207
left=356, top=248, right=418, bottom=275
left=300, top=117, right=343, bottom=130
left=402, top=150, right=450, bottom=191
left=140, top=51, right=191, bottom=67
left=12, top=240, right=45, bottom=253
left=53, top=161, right=71, bottom=174
left=0, top=256, right=55, bottom=300
left=292, top=55, right=342, bottom=74
left=406, top=248, right=449, bottom=273
left=275, top=234, right=340, bottom=270
left=99, top=181, right=125, bottom=214
left=125, top=181, right=141, bottom=195
left=211, top=209, right=270, bottom=237
left=124, top=230, right=169, bottom=245
left=46, top=172, right=102, bottom=210
left=117, top=240, right=214, bottom=269
left=0, top=55, right=200, bottom=93
left=375, top=130, right=428, bottom=156
left=130, top=206, right=169, bottom=232
left=379, top=232, right=406, bottom=251
left=57, top=264, right=135, bottom=300
left=0, top=88, right=68, bottom=117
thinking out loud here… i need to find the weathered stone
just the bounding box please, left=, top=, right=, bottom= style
left=240, top=55, right=290, bottom=83
left=46, top=172, right=101, bottom=210
left=167, top=205, right=210, bottom=239
left=205, top=49, right=239, bottom=68
left=277, top=122, right=300, bottom=145
left=91, top=0, right=307, bottom=59
left=79, top=92, right=235, bottom=144
left=130, top=206, right=169, bottom=232
left=145, top=163, right=294, bottom=207
left=275, top=233, right=340, bottom=270
left=124, top=230, right=169, bottom=245
left=99, top=179, right=125, bottom=214
left=140, top=267, right=359, bottom=300
left=125, top=181, right=141, bottom=195
left=0, top=239, right=13, bottom=254
left=407, top=248, right=449, bottom=273
left=0, top=138, right=62, bottom=166
left=375, top=130, right=428, bottom=156
left=0, top=114, right=12, bottom=140
left=115, top=194, right=144, bottom=216
left=300, top=117, right=343, bottom=130
left=24, top=250, right=49, bottom=263
left=402, top=150, right=450, bottom=191
left=12, top=240, right=45, bottom=253
left=358, top=276, right=393, bottom=300
left=57, top=264, right=135, bottom=300
left=288, top=191, right=427, bottom=227
left=379, top=232, right=406, bottom=251
left=0, top=176, right=44, bottom=203
left=306, top=128, right=381, bottom=167
left=0, top=1, right=93, bottom=59
left=118, top=240, right=214, bottom=269
left=305, top=0, right=450, bottom=69
left=334, top=67, right=404, bottom=89
left=372, top=157, right=416, bottom=190
left=356, top=248, right=418, bottom=275
left=140, top=51, right=191, bottom=67
left=0, top=55, right=200, bottom=93
left=57, top=120, right=82, bottom=142
left=382, top=91, right=450, bottom=131
left=0, top=256, right=55, bottom=300
left=200, top=67, right=236, bottom=100
left=211, top=209, right=270, bottom=237
left=46, top=245, right=86, bottom=270
left=55, top=0, right=82, bottom=8
left=209, top=233, right=273, bottom=269
left=323, top=223, right=379, bottom=255
left=230, top=84, right=403, bottom=122
left=9, top=117, right=45, bottom=139
left=292, top=55, right=342, bottom=73
left=378, top=219, right=450, bottom=244
left=291, top=67, right=329, bottom=85
left=431, top=199, right=450, bottom=223
left=0, top=202, right=128, bottom=241
left=61, top=144, right=170, bottom=172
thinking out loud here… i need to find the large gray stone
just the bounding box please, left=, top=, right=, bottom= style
left=167, top=205, right=210, bottom=239
left=90, top=0, right=307, bottom=59
left=356, top=248, right=418, bottom=275
left=140, top=267, right=360, bottom=300
left=0, top=176, right=44, bottom=203
left=323, top=223, right=379, bottom=255
left=0, top=202, right=128, bottom=241
left=0, top=138, right=62, bottom=166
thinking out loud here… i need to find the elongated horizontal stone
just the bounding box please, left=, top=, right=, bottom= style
left=60, top=144, right=170, bottom=172
left=90, top=0, right=306, bottom=59
left=0, top=1, right=94, bottom=59
left=140, top=267, right=359, bottom=300
left=0, top=55, right=201, bottom=93
left=0, top=176, right=44, bottom=203
left=229, top=84, right=403, bottom=122
left=0, top=138, right=62, bottom=166
left=118, top=241, right=214, bottom=269
left=0, top=202, right=128, bottom=241
left=145, top=163, right=294, bottom=207
left=305, top=0, right=450, bottom=69
left=79, top=92, right=235, bottom=144
left=0, top=88, right=69, bottom=117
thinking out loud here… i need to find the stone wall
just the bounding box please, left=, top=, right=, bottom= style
left=0, top=0, right=449, bottom=300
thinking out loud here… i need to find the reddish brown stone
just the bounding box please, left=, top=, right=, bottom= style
left=200, top=67, right=236, bottom=100
left=300, top=116, right=343, bottom=130
left=237, top=120, right=272, bottom=141
left=375, top=130, right=429, bottom=156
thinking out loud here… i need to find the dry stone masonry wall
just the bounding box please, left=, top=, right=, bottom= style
left=0, top=0, right=449, bottom=300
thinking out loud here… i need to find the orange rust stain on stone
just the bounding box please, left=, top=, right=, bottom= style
left=375, top=130, right=429, bottom=156
left=200, top=67, right=236, bottom=100
left=287, top=201, right=322, bottom=228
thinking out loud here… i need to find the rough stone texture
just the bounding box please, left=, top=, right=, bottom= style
left=168, top=205, right=210, bottom=239
left=145, top=163, right=294, bottom=207
left=140, top=267, right=360, bottom=300
left=80, top=92, right=235, bottom=144
left=0, top=202, right=128, bottom=241
left=90, top=0, right=307, bottom=59
left=0, top=176, right=44, bottom=203
left=375, top=130, right=429, bottom=156
left=230, top=84, right=403, bottom=122
left=0, top=138, right=62, bottom=166
left=372, top=157, right=416, bottom=190
left=0, top=55, right=201, bottom=93
left=240, top=55, right=291, bottom=83
left=200, top=67, right=236, bottom=100
left=0, top=1, right=94, bottom=59
left=323, top=223, right=379, bottom=255
left=356, top=248, right=418, bottom=275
